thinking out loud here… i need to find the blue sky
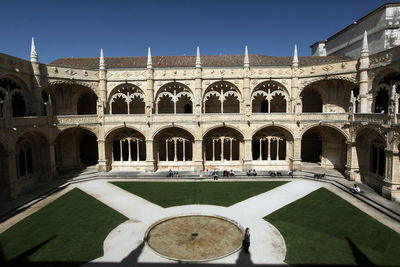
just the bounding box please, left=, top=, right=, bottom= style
left=0, top=0, right=391, bottom=63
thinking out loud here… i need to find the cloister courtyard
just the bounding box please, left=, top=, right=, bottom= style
left=1, top=171, right=400, bottom=266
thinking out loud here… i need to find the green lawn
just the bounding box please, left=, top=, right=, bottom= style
left=0, top=188, right=127, bottom=266
left=265, top=188, right=400, bottom=266
left=111, top=181, right=287, bottom=207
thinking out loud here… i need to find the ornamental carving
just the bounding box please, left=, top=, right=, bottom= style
left=322, top=65, right=334, bottom=72
left=370, top=53, right=392, bottom=67
left=56, top=115, right=99, bottom=125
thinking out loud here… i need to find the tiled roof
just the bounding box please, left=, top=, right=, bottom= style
left=49, top=54, right=351, bottom=69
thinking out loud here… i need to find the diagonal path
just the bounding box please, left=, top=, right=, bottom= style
left=228, top=180, right=323, bottom=218
left=77, top=180, right=163, bottom=220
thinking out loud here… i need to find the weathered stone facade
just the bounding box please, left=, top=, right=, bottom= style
left=0, top=37, right=399, bottom=203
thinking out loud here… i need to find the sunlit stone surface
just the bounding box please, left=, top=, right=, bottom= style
left=146, top=215, right=243, bottom=262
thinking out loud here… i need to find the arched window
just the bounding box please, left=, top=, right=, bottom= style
left=301, top=88, right=322, bottom=113
left=252, top=82, right=288, bottom=113
left=17, top=140, right=33, bottom=177
left=0, top=89, right=6, bottom=117
left=204, top=82, right=240, bottom=113
left=108, top=85, right=145, bottom=114
left=42, top=91, right=49, bottom=116
left=11, top=91, right=26, bottom=117
left=155, top=83, right=194, bottom=114
left=77, top=91, right=98, bottom=115
left=371, top=139, right=386, bottom=176
left=374, top=84, right=390, bottom=113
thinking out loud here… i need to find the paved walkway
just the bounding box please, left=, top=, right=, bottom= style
left=1, top=169, right=400, bottom=266
left=75, top=179, right=324, bottom=265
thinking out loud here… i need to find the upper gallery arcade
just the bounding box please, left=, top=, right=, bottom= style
left=0, top=32, right=399, bottom=203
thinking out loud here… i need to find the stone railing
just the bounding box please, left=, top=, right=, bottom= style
left=55, top=115, right=99, bottom=126
left=12, top=116, right=49, bottom=127
left=353, top=113, right=388, bottom=124
left=104, top=114, right=147, bottom=124
left=300, top=113, right=349, bottom=122
left=251, top=113, right=294, bottom=122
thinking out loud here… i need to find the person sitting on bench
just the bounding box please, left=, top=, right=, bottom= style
left=314, top=173, right=325, bottom=179
left=350, top=184, right=362, bottom=194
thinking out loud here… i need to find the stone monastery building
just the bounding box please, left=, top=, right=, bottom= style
left=0, top=4, right=400, bottom=202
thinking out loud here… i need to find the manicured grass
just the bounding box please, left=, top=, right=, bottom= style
left=111, top=181, right=287, bottom=207
left=265, top=188, right=400, bottom=266
left=0, top=188, right=127, bottom=266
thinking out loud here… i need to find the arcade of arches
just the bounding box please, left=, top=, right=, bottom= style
left=1, top=53, right=400, bottom=203
left=55, top=128, right=98, bottom=171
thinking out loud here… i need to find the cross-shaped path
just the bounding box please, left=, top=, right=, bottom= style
left=77, top=179, right=323, bottom=265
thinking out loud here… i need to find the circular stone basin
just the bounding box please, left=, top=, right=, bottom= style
left=145, top=215, right=243, bottom=262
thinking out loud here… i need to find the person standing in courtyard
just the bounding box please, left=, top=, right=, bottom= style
left=243, top=227, right=250, bottom=253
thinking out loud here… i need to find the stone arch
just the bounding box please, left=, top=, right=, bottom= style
left=105, top=125, right=145, bottom=140
left=300, top=124, right=350, bottom=141
left=153, top=127, right=194, bottom=170
left=204, top=81, right=241, bottom=113
left=105, top=127, right=146, bottom=170
left=46, top=80, right=97, bottom=92
left=252, top=124, right=294, bottom=139
left=77, top=90, right=98, bottom=115
left=299, top=75, right=357, bottom=91
left=203, top=126, right=244, bottom=167
left=301, top=79, right=357, bottom=113
left=202, top=124, right=245, bottom=140
left=0, top=73, right=30, bottom=92
left=0, top=77, right=28, bottom=117
left=55, top=127, right=99, bottom=171
left=301, top=125, right=347, bottom=171
left=155, top=82, right=194, bottom=114
left=152, top=125, right=195, bottom=140
left=251, top=81, right=289, bottom=113
left=371, top=68, right=399, bottom=89
left=0, top=141, right=9, bottom=199
left=15, top=131, right=50, bottom=180
left=356, top=128, right=386, bottom=193
left=43, top=83, right=97, bottom=115
left=372, top=70, right=400, bottom=113
left=108, top=83, right=145, bottom=114
left=252, top=126, right=293, bottom=163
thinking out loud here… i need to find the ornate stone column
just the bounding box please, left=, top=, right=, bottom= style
left=97, top=139, right=108, bottom=172
left=345, top=141, right=360, bottom=181
left=192, top=139, right=203, bottom=172
left=48, top=142, right=58, bottom=178
left=243, top=138, right=253, bottom=171
left=290, top=137, right=302, bottom=171
left=145, top=139, right=155, bottom=172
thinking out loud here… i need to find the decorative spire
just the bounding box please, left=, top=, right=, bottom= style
left=361, top=30, right=369, bottom=55
left=99, top=49, right=105, bottom=70
left=147, top=47, right=152, bottom=68
left=196, top=46, right=201, bottom=68
left=30, top=37, right=38, bottom=63
left=244, top=45, right=249, bottom=67
left=292, top=44, right=299, bottom=67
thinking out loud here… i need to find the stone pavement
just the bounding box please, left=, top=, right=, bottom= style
left=1, top=171, right=400, bottom=265
left=75, top=179, right=324, bottom=265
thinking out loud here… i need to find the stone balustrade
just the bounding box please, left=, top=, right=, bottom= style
left=12, top=116, right=48, bottom=127
left=55, top=115, right=98, bottom=126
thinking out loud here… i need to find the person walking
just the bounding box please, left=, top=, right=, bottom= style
left=243, top=228, right=250, bottom=253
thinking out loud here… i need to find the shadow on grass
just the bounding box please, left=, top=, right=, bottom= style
left=0, top=239, right=387, bottom=267
left=346, top=237, right=375, bottom=266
